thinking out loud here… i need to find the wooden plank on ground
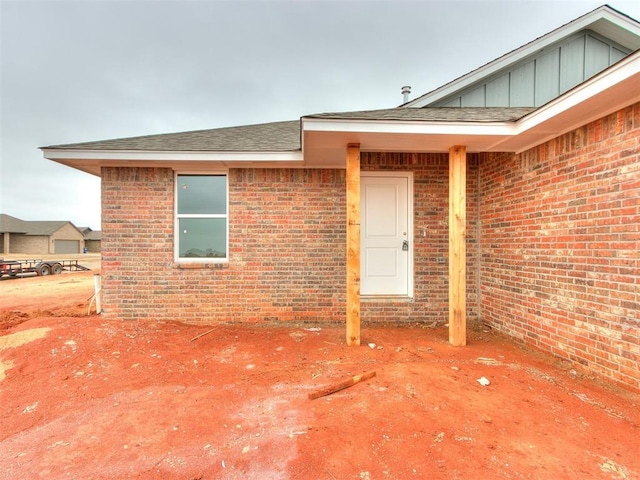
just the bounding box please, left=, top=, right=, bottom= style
left=308, top=371, right=376, bottom=400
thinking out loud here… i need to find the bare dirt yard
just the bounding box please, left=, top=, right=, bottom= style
left=0, top=258, right=638, bottom=479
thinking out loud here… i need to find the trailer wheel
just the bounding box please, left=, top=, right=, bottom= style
left=36, top=263, right=51, bottom=276
left=50, top=263, right=63, bottom=275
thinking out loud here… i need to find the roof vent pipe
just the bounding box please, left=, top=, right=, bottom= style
left=401, top=85, right=411, bottom=103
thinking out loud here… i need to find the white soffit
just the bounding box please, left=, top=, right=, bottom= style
left=42, top=150, right=305, bottom=176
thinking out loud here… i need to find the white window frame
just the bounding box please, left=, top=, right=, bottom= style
left=174, top=171, right=229, bottom=263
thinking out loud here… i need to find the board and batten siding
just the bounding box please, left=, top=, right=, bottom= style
left=434, top=30, right=629, bottom=108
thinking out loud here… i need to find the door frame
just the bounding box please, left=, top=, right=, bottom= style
left=360, top=171, right=414, bottom=299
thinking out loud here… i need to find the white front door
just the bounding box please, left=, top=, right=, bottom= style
left=361, top=174, right=412, bottom=296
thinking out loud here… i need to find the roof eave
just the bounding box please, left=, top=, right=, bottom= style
left=42, top=149, right=305, bottom=176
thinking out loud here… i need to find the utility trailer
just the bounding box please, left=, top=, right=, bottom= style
left=0, top=258, right=91, bottom=278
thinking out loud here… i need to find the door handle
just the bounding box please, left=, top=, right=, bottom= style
left=402, top=240, right=409, bottom=251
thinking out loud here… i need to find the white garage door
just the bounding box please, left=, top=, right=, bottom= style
left=55, top=240, right=80, bottom=254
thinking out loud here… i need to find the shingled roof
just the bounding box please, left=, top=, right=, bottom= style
left=43, top=121, right=302, bottom=152
left=0, top=214, right=29, bottom=234
left=306, top=107, right=535, bottom=122
left=0, top=214, right=77, bottom=235
left=42, top=108, right=535, bottom=153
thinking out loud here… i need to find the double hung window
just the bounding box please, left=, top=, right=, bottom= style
left=175, top=174, right=228, bottom=262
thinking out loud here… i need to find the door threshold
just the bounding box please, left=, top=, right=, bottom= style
left=361, top=295, right=413, bottom=303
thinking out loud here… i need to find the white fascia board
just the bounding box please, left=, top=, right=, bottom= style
left=302, top=118, right=516, bottom=136
left=405, top=7, right=637, bottom=108
left=42, top=149, right=303, bottom=163
left=513, top=52, right=640, bottom=135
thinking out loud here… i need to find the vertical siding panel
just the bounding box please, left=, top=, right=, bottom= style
left=461, top=85, right=485, bottom=107
left=509, top=62, right=535, bottom=107
left=585, top=35, right=610, bottom=78
left=560, top=35, right=585, bottom=92
left=486, top=74, right=510, bottom=107
left=535, top=49, right=560, bottom=106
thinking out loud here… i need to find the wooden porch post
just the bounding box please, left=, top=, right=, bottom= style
left=449, top=145, right=467, bottom=346
left=346, top=144, right=361, bottom=346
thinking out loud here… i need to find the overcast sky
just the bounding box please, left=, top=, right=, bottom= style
left=2, top=0, right=639, bottom=230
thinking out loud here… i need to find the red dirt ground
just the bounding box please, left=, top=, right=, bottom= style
left=1, top=270, right=639, bottom=479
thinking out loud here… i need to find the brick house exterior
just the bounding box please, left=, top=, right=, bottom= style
left=0, top=214, right=85, bottom=255
left=43, top=7, right=639, bottom=391
left=478, top=106, right=639, bottom=389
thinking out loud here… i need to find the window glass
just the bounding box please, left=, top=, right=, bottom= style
left=177, top=175, right=226, bottom=215
left=176, top=174, right=227, bottom=261
left=178, top=218, right=226, bottom=258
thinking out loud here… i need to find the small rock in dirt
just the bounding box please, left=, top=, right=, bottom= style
left=368, top=343, right=376, bottom=349
left=49, top=441, right=70, bottom=449
left=451, top=366, right=460, bottom=371
left=477, top=377, right=491, bottom=386
left=289, top=331, right=306, bottom=342
left=433, top=432, right=445, bottom=443
left=242, top=446, right=250, bottom=454
left=475, top=357, right=501, bottom=366
left=22, top=402, right=38, bottom=414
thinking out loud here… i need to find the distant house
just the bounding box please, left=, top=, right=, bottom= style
left=0, top=214, right=86, bottom=255
left=42, top=6, right=640, bottom=391
left=79, top=227, right=102, bottom=253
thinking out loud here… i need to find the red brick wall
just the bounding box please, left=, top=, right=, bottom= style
left=101, top=167, right=347, bottom=324
left=101, top=155, right=480, bottom=327
left=479, top=104, right=640, bottom=391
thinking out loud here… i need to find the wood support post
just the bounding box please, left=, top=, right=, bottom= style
left=346, top=144, right=361, bottom=346
left=449, top=145, right=467, bottom=346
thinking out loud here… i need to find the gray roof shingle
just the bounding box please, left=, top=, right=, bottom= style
left=306, top=107, right=535, bottom=122
left=41, top=108, right=534, bottom=153
left=23, top=221, right=70, bottom=236
left=43, top=120, right=302, bottom=152
left=0, top=214, right=29, bottom=233
left=0, top=214, right=74, bottom=235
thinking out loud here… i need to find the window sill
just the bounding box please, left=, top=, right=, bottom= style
left=171, top=262, right=229, bottom=270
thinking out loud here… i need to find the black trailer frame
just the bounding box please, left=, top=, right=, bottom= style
left=0, top=259, right=91, bottom=278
